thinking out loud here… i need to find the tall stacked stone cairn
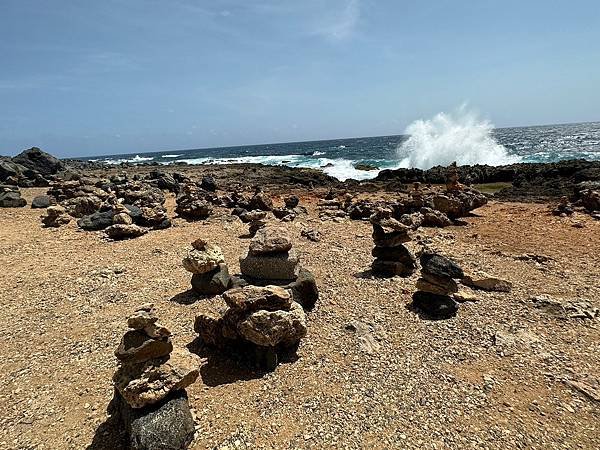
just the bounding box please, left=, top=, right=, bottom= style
left=110, top=304, right=199, bottom=450
left=238, top=226, right=318, bottom=310
left=194, top=285, right=307, bottom=371
left=370, top=207, right=416, bottom=277
left=183, top=239, right=231, bottom=295
left=412, top=252, right=464, bottom=319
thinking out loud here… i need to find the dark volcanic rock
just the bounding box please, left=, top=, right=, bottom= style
left=12, top=147, right=64, bottom=176
left=200, top=175, right=217, bottom=192
left=0, top=189, right=27, bottom=207
left=78, top=210, right=115, bottom=230
left=411, top=291, right=459, bottom=319
left=420, top=253, right=464, bottom=279
left=190, top=263, right=231, bottom=296
left=285, top=268, right=319, bottom=311
left=112, top=390, right=195, bottom=450
left=31, top=195, right=54, bottom=209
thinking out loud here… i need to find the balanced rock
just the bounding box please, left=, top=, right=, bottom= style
left=249, top=227, right=293, bottom=255
left=238, top=301, right=307, bottom=347
left=420, top=252, right=464, bottom=279
left=224, top=285, right=292, bottom=312
left=240, top=249, right=299, bottom=281
left=370, top=207, right=415, bottom=277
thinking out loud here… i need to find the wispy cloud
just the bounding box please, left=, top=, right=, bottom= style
left=311, top=0, right=361, bottom=41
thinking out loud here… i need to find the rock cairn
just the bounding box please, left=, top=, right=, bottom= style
left=370, top=207, right=416, bottom=277
left=194, top=285, right=307, bottom=370
left=412, top=252, right=464, bottom=319
left=183, top=239, right=231, bottom=295
left=175, top=183, right=213, bottom=220
left=41, top=205, right=71, bottom=228
left=111, top=304, right=199, bottom=449
left=0, top=184, right=27, bottom=207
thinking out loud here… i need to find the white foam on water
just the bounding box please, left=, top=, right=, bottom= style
left=161, top=154, right=182, bottom=158
left=396, top=107, right=521, bottom=169
left=104, top=154, right=154, bottom=164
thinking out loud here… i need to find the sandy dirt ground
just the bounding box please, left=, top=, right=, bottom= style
left=0, top=188, right=599, bottom=449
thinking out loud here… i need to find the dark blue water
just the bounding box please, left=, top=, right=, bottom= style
left=87, top=121, right=600, bottom=181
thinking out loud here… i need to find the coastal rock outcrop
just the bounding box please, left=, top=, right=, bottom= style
left=110, top=304, right=198, bottom=449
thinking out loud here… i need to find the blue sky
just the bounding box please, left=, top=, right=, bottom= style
left=1, top=0, right=599, bottom=157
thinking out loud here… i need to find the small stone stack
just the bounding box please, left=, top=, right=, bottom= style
left=370, top=207, right=416, bottom=277
left=240, top=226, right=299, bottom=282
left=412, top=252, right=464, bottom=319
left=0, top=184, right=27, bottom=207
left=194, top=285, right=307, bottom=370
left=446, top=162, right=463, bottom=192
left=183, top=239, right=231, bottom=295
left=111, top=304, right=199, bottom=449
left=175, top=183, right=212, bottom=220
left=41, top=205, right=71, bottom=228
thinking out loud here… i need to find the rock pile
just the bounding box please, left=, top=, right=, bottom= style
left=194, top=285, right=307, bottom=370
left=370, top=208, right=416, bottom=277
left=183, top=239, right=231, bottom=295
left=111, top=304, right=199, bottom=449
left=0, top=184, right=27, bottom=207
left=412, top=253, right=464, bottom=319
left=41, top=205, right=71, bottom=228
left=175, top=183, right=213, bottom=220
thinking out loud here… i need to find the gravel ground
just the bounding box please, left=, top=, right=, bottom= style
left=0, top=188, right=598, bottom=449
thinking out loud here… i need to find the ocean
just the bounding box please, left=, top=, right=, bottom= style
left=86, top=119, right=600, bottom=181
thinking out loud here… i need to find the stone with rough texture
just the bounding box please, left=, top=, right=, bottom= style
left=371, top=259, right=416, bottom=277
left=416, top=273, right=459, bottom=295
left=115, top=390, right=195, bottom=450
left=113, top=349, right=199, bottom=409
left=113, top=212, right=133, bottom=225
left=182, top=244, right=224, bottom=274
left=238, top=301, right=307, bottom=347
left=249, top=227, right=293, bottom=255
left=420, top=253, right=464, bottom=279
left=371, top=245, right=415, bottom=262
left=239, top=249, right=299, bottom=280
left=77, top=210, right=115, bottom=230
left=31, top=195, right=54, bottom=209
left=41, top=205, right=71, bottom=228
left=115, top=331, right=173, bottom=363
left=190, top=263, right=231, bottom=295
left=285, top=268, right=319, bottom=310
left=0, top=190, right=27, bottom=207
left=224, top=285, right=292, bottom=312
left=372, top=225, right=411, bottom=247
left=462, top=275, right=512, bottom=292
left=105, top=224, right=148, bottom=240
left=412, top=291, right=459, bottom=319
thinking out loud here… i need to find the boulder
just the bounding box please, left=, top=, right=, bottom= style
left=240, top=249, right=300, bottom=281
left=31, top=195, right=54, bottom=209
left=12, top=147, right=64, bottom=176
left=200, top=175, right=217, bottom=192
